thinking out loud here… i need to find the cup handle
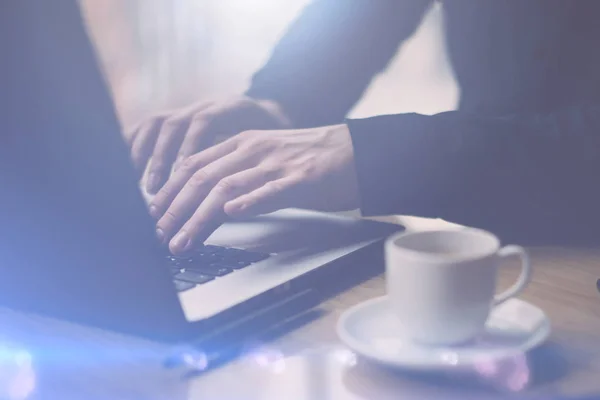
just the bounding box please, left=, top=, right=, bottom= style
left=493, top=245, right=532, bottom=306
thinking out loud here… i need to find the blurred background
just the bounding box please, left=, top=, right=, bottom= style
left=80, top=0, right=459, bottom=130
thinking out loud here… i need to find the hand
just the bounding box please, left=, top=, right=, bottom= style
left=150, top=124, right=360, bottom=254
left=126, top=96, right=292, bottom=194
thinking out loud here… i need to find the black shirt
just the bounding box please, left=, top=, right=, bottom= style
left=247, top=0, right=600, bottom=245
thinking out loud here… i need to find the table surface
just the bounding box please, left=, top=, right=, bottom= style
left=1, top=216, right=599, bottom=400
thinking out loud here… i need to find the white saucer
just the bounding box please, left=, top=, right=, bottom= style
left=337, top=296, right=550, bottom=371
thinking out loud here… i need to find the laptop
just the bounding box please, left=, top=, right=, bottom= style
left=0, top=1, right=401, bottom=342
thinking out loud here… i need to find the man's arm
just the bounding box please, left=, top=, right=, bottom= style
left=348, top=107, right=600, bottom=245
left=130, top=1, right=431, bottom=193
left=246, top=0, right=432, bottom=128
left=150, top=103, right=600, bottom=252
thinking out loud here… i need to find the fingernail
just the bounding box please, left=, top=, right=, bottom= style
left=156, top=228, right=165, bottom=243
left=172, top=231, right=192, bottom=253
left=149, top=205, right=159, bottom=219
left=146, top=172, right=160, bottom=193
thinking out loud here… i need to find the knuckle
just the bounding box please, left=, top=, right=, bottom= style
left=192, top=111, right=213, bottom=124
left=189, top=169, right=210, bottom=187
left=260, top=136, right=278, bottom=149
left=297, top=167, right=313, bottom=180
left=155, top=185, right=171, bottom=201
left=193, top=100, right=212, bottom=110
left=258, top=164, right=280, bottom=180
left=180, top=155, right=199, bottom=172
left=175, top=153, right=190, bottom=164
left=159, top=210, right=178, bottom=226
left=163, top=117, right=183, bottom=131
left=214, top=178, right=238, bottom=196
left=239, top=135, right=262, bottom=151
left=238, top=130, right=258, bottom=140
left=295, top=159, right=318, bottom=180
left=265, top=180, right=282, bottom=193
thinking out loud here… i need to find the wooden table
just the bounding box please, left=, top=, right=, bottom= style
left=0, top=217, right=599, bottom=400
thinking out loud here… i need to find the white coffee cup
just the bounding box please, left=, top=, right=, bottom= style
left=385, top=228, right=531, bottom=346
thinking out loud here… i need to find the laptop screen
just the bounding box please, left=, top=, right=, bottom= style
left=0, top=0, right=185, bottom=337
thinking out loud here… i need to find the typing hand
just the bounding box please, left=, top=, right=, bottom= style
left=149, top=124, right=360, bottom=255
left=126, top=96, right=292, bottom=194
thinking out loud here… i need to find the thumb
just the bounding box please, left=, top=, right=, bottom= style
left=224, top=177, right=299, bottom=218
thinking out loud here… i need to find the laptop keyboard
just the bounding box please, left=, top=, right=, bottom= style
left=165, top=245, right=271, bottom=292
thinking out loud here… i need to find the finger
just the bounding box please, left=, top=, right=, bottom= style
left=125, top=116, right=157, bottom=148
left=124, top=123, right=139, bottom=147
left=224, top=176, right=301, bottom=218
left=173, top=104, right=225, bottom=171
left=169, top=167, right=274, bottom=254
left=144, top=103, right=215, bottom=193
left=149, top=136, right=239, bottom=219
left=156, top=149, right=254, bottom=245
left=130, top=116, right=164, bottom=173
left=145, top=115, right=193, bottom=194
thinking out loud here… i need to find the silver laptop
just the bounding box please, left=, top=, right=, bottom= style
left=0, top=0, right=401, bottom=342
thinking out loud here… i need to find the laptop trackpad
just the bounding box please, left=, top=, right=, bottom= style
left=205, top=209, right=395, bottom=255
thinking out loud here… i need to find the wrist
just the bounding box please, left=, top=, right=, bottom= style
left=332, top=123, right=361, bottom=211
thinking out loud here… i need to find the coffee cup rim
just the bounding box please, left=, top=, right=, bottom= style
left=386, top=228, right=501, bottom=263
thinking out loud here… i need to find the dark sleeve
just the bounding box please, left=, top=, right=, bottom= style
left=347, top=107, right=600, bottom=245
left=246, top=0, right=432, bottom=128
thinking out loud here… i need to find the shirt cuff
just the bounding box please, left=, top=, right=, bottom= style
left=346, top=113, right=462, bottom=219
